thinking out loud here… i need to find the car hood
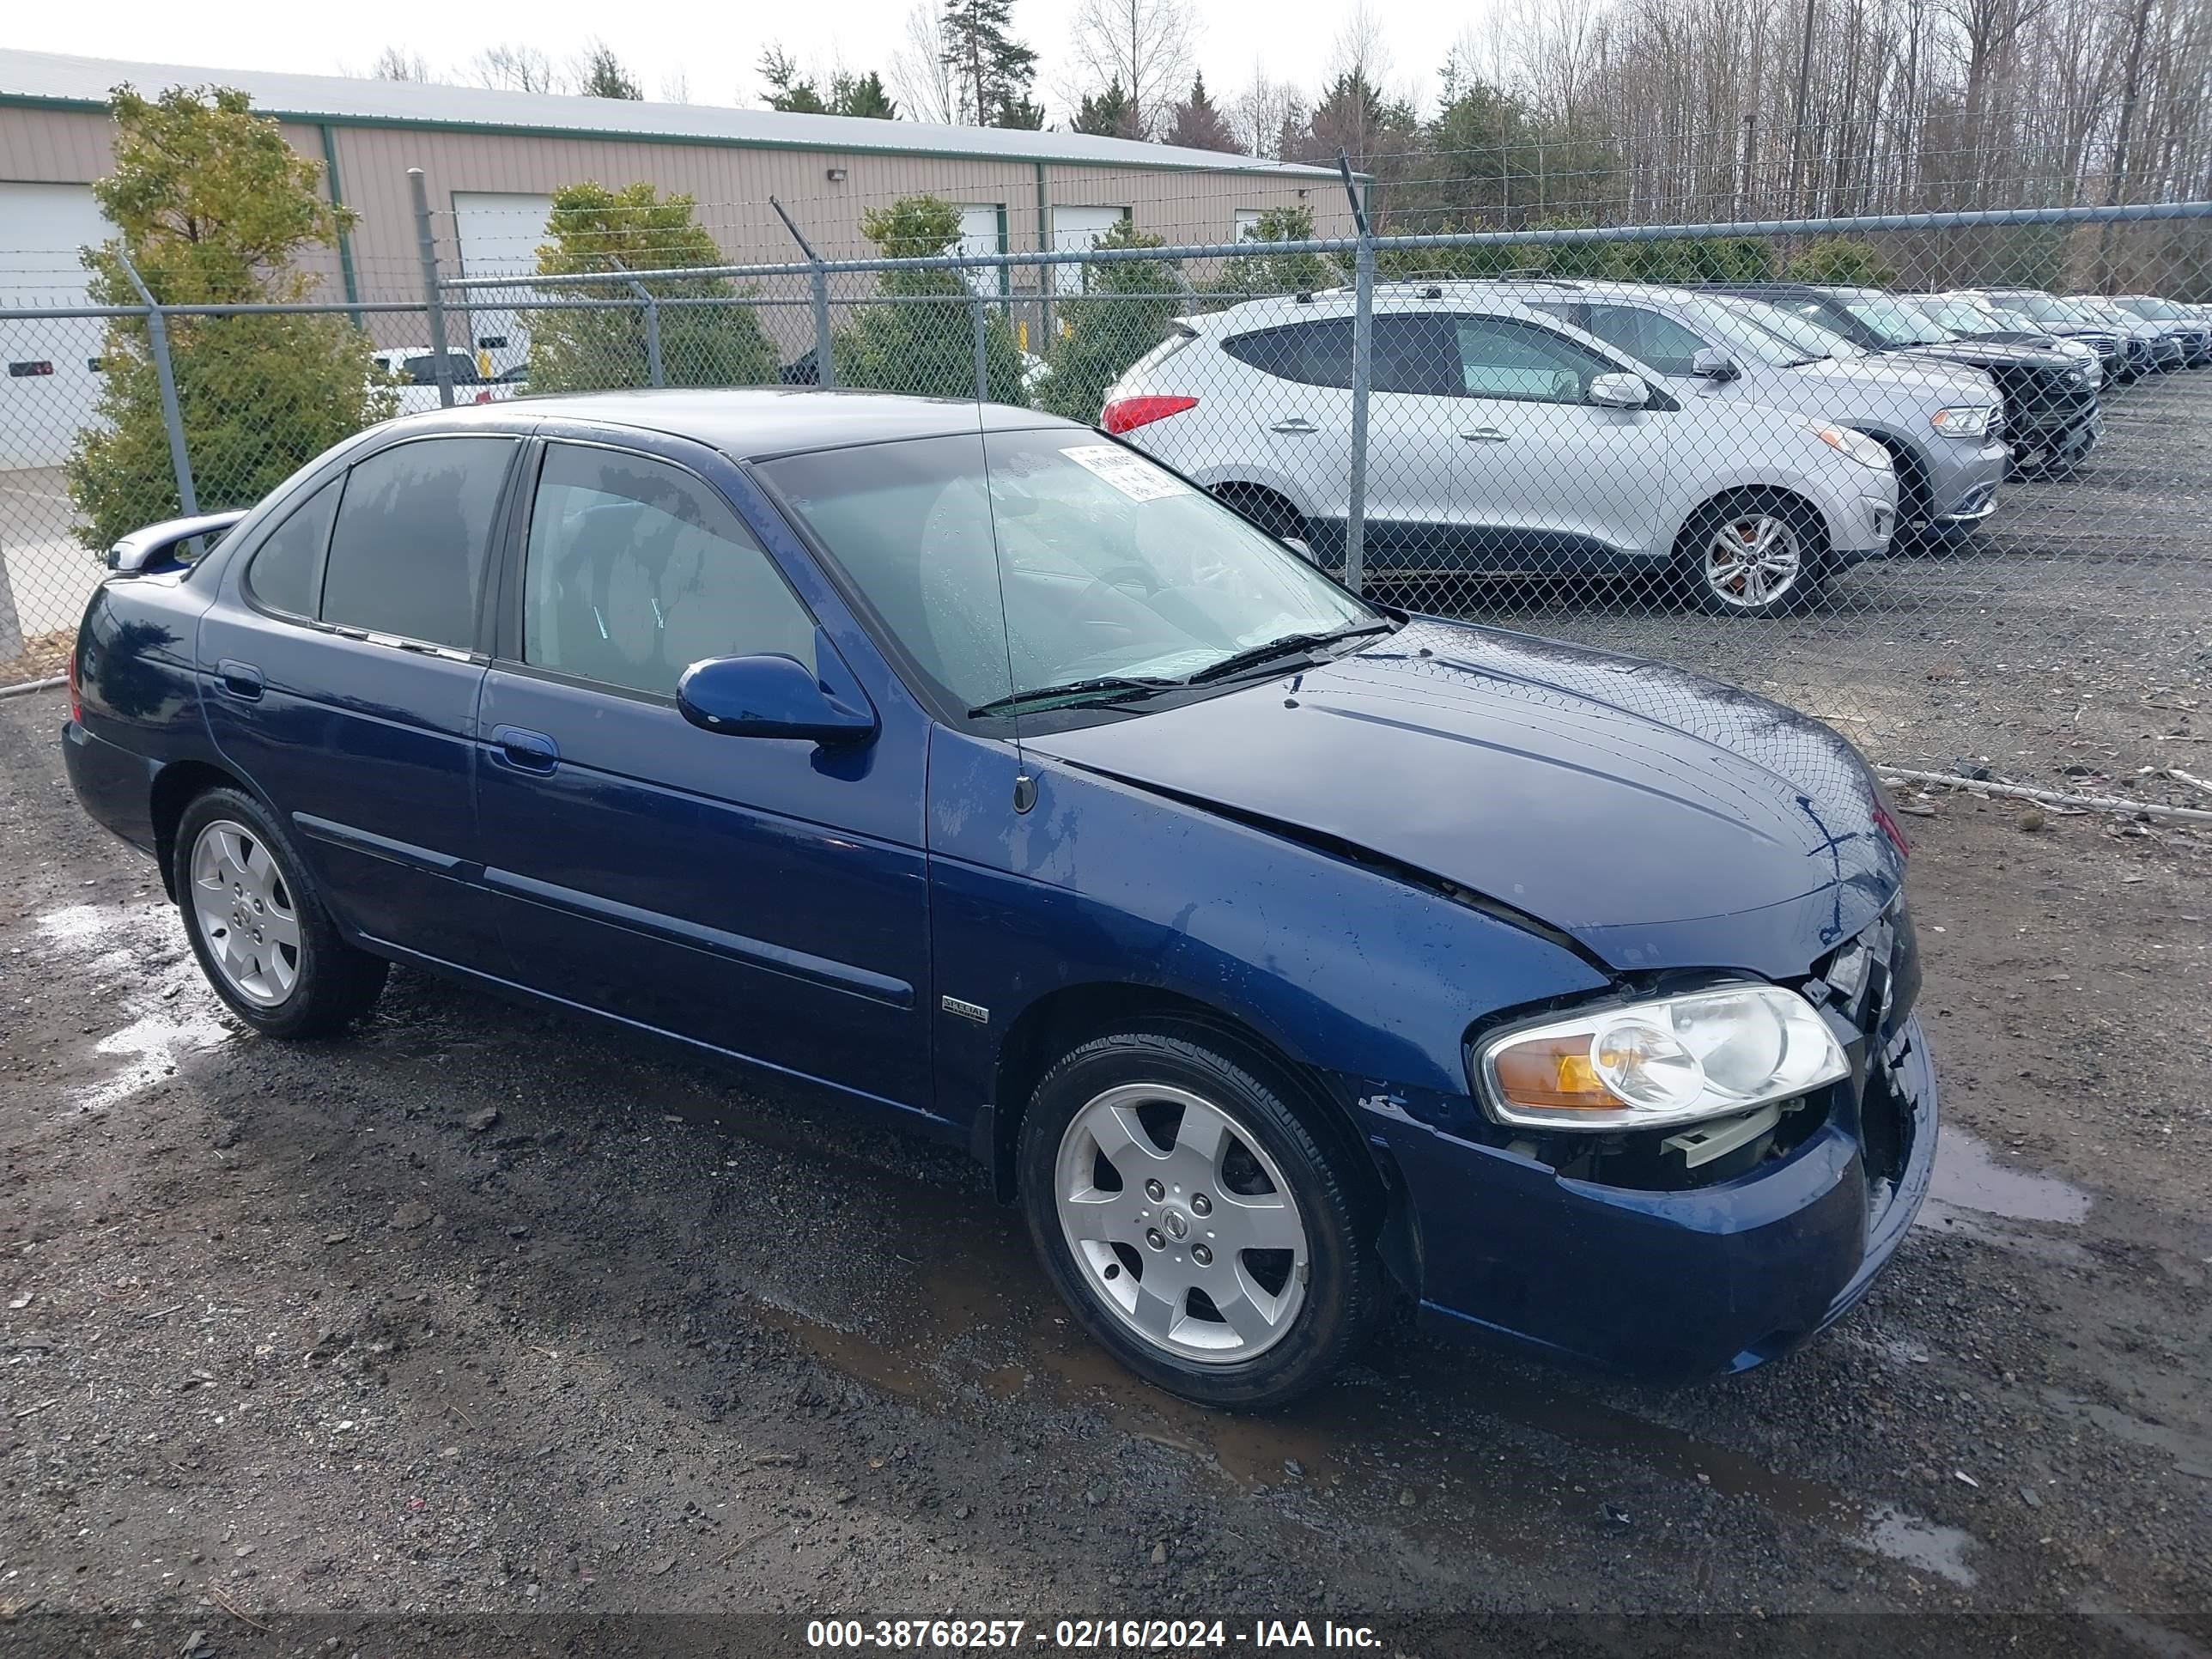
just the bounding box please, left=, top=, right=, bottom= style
left=1027, top=619, right=1902, bottom=980
left=1899, top=339, right=2074, bottom=374
left=1768, top=354, right=1993, bottom=399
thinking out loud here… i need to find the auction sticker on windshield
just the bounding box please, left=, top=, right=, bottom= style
left=1061, top=444, right=1192, bottom=501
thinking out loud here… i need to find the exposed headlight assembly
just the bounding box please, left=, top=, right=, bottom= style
left=1929, top=404, right=1997, bottom=438
left=1807, top=422, right=1893, bottom=470
left=1476, top=984, right=1850, bottom=1133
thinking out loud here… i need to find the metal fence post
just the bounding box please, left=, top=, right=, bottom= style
left=406, top=167, right=456, bottom=410
left=115, top=252, right=198, bottom=519
left=769, top=197, right=836, bottom=389
left=1339, top=153, right=1372, bottom=597
left=969, top=292, right=992, bottom=403
left=610, top=259, right=662, bottom=387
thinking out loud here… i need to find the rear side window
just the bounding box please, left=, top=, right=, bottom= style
left=243, top=477, right=340, bottom=618
left=322, top=437, right=515, bottom=650
left=520, top=443, right=816, bottom=697
left=398, top=352, right=482, bottom=386
left=1222, top=319, right=1354, bottom=388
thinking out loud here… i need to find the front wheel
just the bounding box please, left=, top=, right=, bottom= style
left=1680, top=491, right=1828, bottom=617
left=1018, top=1031, right=1381, bottom=1410
left=174, top=787, right=388, bottom=1037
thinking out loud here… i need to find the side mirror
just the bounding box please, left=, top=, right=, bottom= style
left=106, top=508, right=249, bottom=573
left=1691, top=346, right=1739, bottom=380
left=677, top=651, right=878, bottom=745
left=1588, top=372, right=1651, bottom=410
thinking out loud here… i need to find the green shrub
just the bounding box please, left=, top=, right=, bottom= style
left=67, top=85, right=392, bottom=551
left=1783, top=237, right=1897, bottom=287
left=1032, top=220, right=1182, bottom=423
left=833, top=196, right=1026, bottom=404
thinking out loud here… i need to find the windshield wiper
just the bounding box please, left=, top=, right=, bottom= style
left=1183, top=620, right=1398, bottom=685
left=966, top=675, right=1180, bottom=719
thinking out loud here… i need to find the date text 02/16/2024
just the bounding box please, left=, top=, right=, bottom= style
left=804, top=1619, right=1382, bottom=1649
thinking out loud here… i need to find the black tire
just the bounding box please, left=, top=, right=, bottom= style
left=1016, top=1029, right=1381, bottom=1410
left=1677, top=489, right=1829, bottom=617
left=173, top=787, right=388, bottom=1038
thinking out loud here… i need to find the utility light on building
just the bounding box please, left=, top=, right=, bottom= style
left=826, top=167, right=849, bottom=182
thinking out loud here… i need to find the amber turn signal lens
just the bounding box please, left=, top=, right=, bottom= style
left=1489, top=1036, right=1614, bottom=1111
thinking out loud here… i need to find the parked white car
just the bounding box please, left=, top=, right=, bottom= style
left=1103, top=289, right=1898, bottom=617
left=371, top=348, right=520, bottom=417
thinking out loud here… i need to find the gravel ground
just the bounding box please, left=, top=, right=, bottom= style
left=1, top=699, right=2209, bottom=1657
left=0, top=373, right=2208, bottom=1659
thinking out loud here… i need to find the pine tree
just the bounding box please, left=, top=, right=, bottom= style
left=1072, top=81, right=1136, bottom=138
left=1164, top=72, right=1237, bottom=151
left=939, top=0, right=1039, bottom=127
left=577, top=43, right=643, bottom=100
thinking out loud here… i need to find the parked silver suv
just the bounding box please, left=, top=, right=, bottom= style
left=1487, top=281, right=2011, bottom=537
left=1103, top=286, right=1899, bottom=617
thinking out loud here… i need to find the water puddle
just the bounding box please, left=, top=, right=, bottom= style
left=1923, top=1126, right=2091, bottom=1224
left=1856, top=1503, right=1979, bottom=1587
left=36, top=900, right=232, bottom=1115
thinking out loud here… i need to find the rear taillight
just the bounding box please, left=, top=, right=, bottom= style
left=474, top=390, right=493, bottom=404
left=66, top=638, right=82, bottom=725
left=1102, top=394, right=1198, bottom=434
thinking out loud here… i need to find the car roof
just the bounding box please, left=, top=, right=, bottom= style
left=368, top=387, right=1083, bottom=459
left=1193, top=286, right=1570, bottom=333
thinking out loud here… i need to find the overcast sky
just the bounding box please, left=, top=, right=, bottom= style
left=10, top=0, right=1485, bottom=127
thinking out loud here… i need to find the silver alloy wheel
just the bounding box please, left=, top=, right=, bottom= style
left=1703, top=511, right=1805, bottom=609
left=1054, top=1083, right=1309, bottom=1364
left=187, top=818, right=301, bottom=1007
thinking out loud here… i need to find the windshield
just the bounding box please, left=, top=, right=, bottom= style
left=761, top=429, right=1376, bottom=718
left=2069, top=296, right=2129, bottom=325
left=1921, top=295, right=2002, bottom=335
left=2118, top=297, right=2181, bottom=320
left=1841, top=293, right=1950, bottom=346
left=1705, top=295, right=1860, bottom=361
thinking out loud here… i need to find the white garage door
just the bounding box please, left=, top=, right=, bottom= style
left=1051, top=204, right=1127, bottom=295
left=453, top=191, right=554, bottom=377
left=955, top=204, right=1004, bottom=298
left=1, top=183, right=114, bottom=471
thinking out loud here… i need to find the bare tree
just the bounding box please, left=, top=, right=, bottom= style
left=370, top=46, right=432, bottom=82
left=660, top=72, right=693, bottom=104
left=1065, top=0, right=1197, bottom=138
left=473, top=44, right=563, bottom=94
left=892, top=2, right=961, bottom=123
left=1232, top=60, right=1297, bottom=158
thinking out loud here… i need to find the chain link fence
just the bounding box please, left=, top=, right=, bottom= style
left=4, top=185, right=2209, bottom=816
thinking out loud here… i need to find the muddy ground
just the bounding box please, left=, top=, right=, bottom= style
left=1, top=681, right=2208, bottom=1658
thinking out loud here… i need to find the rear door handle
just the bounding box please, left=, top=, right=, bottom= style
left=1460, top=427, right=1510, bottom=443
left=1270, top=417, right=1318, bottom=434
left=490, top=725, right=559, bottom=775
left=216, top=659, right=264, bottom=701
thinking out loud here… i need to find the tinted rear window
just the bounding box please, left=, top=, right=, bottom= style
left=321, top=437, right=514, bottom=650
left=243, top=477, right=340, bottom=618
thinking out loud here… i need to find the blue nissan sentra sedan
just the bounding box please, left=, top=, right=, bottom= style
left=63, top=390, right=1936, bottom=1409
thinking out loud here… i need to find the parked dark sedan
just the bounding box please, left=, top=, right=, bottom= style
left=62, top=391, right=1937, bottom=1408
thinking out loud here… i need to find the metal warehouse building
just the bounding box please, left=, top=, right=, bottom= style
left=1, top=47, right=1346, bottom=465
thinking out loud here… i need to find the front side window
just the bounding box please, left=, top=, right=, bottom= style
left=763, top=431, right=1375, bottom=718
left=321, top=437, right=515, bottom=650
left=242, top=477, right=340, bottom=618
left=520, top=444, right=816, bottom=697
left=1452, top=317, right=1617, bottom=404
left=1573, top=303, right=1715, bottom=374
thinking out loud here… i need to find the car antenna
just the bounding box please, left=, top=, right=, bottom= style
left=972, top=366, right=1037, bottom=815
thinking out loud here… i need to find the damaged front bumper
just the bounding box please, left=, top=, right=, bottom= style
left=1355, top=1005, right=1938, bottom=1383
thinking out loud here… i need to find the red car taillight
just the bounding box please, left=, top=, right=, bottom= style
left=67, top=638, right=82, bottom=725
left=1102, top=394, right=1198, bottom=434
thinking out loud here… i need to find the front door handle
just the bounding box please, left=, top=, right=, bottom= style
left=216, top=659, right=264, bottom=701
left=1270, top=416, right=1319, bottom=434
left=490, top=725, right=559, bottom=775
left=1460, top=427, right=1510, bottom=443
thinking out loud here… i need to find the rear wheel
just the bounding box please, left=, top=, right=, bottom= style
left=1018, top=1030, right=1380, bottom=1410
left=1680, top=491, right=1827, bottom=617
left=174, top=788, right=387, bottom=1037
